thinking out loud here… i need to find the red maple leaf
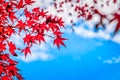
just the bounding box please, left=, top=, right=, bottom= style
left=6, top=65, right=19, bottom=77
left=1, top=76, right=10, bottom=80
left=8, top=41, right=17, bottom=56
left=24, top=8, right=32, bottom=18
left=24, top=0, right=35, bottom=5
left=35, top=34, right=45, bottom=44
left=0, top=43, right=6, bottom=51
left=39, top=9, right=48, bottom=17
left=9, top=11, right=17, bottom=22
left=54, top=36, right=67, bottom=49
left=16, top=20, right=26, bottom=33
left=23, top=34, right=35, bottom=46
left=22, top=47, right=31, bottom=58
left=57, top=17, right=64, bottom=27
left=13, top=0, right=26, bottom=9
left=0, top=54, right=9, bottom=61
left=4, top=26, right=14, bottom=37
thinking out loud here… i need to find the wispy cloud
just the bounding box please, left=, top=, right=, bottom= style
left=74, top=26, right=110, bottom=40
left=98, top=56, right=120, bottom=64
left=18, top=52, right=54, bottom=63
left=74, top=20, right=120, bottom=44
left=104, top=57, right=120, bottom=64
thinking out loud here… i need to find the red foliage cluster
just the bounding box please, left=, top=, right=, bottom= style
left=0, top=0, right=66, bottom=79
left=0, top=54, right=23, bottom=80
left=53, top=0, right=120, bottom=33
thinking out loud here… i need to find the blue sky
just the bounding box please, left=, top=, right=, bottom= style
left=13, top=0, right=120, bottom=80
left=17, top=29, right=120, bottom=80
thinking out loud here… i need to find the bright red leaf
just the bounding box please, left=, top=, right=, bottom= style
left=24, top=0, right=35, bottom=5
left=22, top=47, right=31, bottom=58
left=8, top=41, right=17, bottom=56
left=0, top=43, right=6, bottom=51
left=54, top=36, right=67, bottom=49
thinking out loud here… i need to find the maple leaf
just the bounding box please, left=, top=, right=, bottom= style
left=57, top=17, right=64, bottom=27
left=35, top=34, right=45, bottom=44
left=23, top=34, right=35, bottom=46
left=4, top=26, right=14, bottom=37
left=32, top=7, right=40, bottom=13
left=8, top=41, right=17, bottom=56
left=26, top=19, right=35, bottom=27
left=0, top=54, right=9, bottom=61
left=0, top=43, right=6, bottom=51
left=54, top=36, right=67, bottom=49
left=24, top=0, right=35, bottom=5
left=9, top=11, right=17, bottom=22
left=39, top=9, right=48, bottom=17
left=13, top=0, right=26, bottom=9
left=54, top=30, right=63, bottom=36
left=1, top=76, right=10, bottom=80
left=22, top=47, right=31, bottom=58
left=109, top=13, right=120, bottom=34
left=39, top=23, right=49, bottom=31
left=6, top=65, right=19, bottom=76
left=16, top=20, right=26, bottom=33
left=48, top=23, right=59, bottom=32
left=24, top=8, right=32, bottom=18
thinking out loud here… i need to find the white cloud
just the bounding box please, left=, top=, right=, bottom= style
left=74, top=25, right=110, bottom=40
left=98, top=56, right=120, bottom=64
left=73, top=12, right=120, bottom=44
left=18, top=52, right=54, bottom=63
left=74, top=22, right=120, bottom=44
left=104, top=59, right=113, bottom=64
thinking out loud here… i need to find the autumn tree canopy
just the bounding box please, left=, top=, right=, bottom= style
left=0, top=0, right=66, bottom=80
